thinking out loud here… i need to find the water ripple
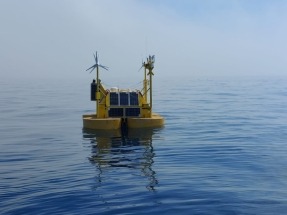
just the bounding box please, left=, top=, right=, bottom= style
left=1, top=77, right=287, bottom=214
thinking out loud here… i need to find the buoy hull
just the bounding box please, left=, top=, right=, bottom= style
left=83, top=114, right=121, bottom=130
left=127, top=113, right=164, bottom=128
left=82, top=113, right=164, bottom=130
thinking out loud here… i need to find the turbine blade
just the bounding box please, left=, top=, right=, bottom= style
left=99, top=65, right=108, bottom=71
left=89, top=67, right=96, bottom=73
left=93, top=53, right=97, bottom=63
left=138, top=60, right=145, bottom=72
left=138, top=65, right=144, bottom=72
left=86, top=64, right=96, bottom=71
left=95, top=52, right=99, bottom=64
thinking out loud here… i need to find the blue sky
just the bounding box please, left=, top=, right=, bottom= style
left=0, top=0, right=286, bottom=80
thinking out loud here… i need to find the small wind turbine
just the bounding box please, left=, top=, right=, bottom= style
left=86, top=52, right=108, bottom=118
left=86, top=52, right=108, bottom=73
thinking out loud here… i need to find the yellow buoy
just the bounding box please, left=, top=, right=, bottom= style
left=83, top=53, right=164, bottom=130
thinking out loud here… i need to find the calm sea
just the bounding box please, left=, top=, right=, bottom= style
left=1, top=76, right=287, bottom=215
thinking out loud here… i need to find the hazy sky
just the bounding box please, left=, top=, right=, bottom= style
left=0, top=0, right=286, bottom=80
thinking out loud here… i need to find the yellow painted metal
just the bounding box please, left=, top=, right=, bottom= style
left=97, top=104, right=106, bottom=118
left=141, top=104, right=151, bottom=118
left=94, top=81, right=108, bottom=118
left=127, top=113, right=164, bottom=128
left=96, top=92, right=101, bottom=100
left=106, top=92, right=110, bottom=107
left=144, top=68, right=148, bottom=102
left=95, top=66, right=109, bottom=118
left=96, top=67, right=100, bottom=118
left=83, top=114, right=121, bottom=129
left=148, top=69, right=153, bottom=111
left=105, top=93, right=110, bottom=117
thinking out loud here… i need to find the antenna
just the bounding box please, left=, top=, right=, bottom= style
left=145, top=36, right=148, bottom=57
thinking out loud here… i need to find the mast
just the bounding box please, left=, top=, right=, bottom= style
left=143, top=55, right=155, bottom=114
left=144, top=67, right=147, bottom=102
left=96, top=65, right=99, bottom=117
left=149, top=68, right=152, bottom=110
left=149, top=55, right=155, bottom=112
left=86, top=52, right=108, bottom=118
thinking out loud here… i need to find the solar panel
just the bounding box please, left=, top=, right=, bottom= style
left=129, top=92, right=139, bottom=105
left=125, top=108, right=140, bottom=117
left=110, top=92, right=119, bottom=105
left=120, top=92, right=129, bottom=105
left=109, top=108, right=123, bottom=117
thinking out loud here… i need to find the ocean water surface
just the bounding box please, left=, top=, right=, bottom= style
left=1, top=76, right=287, bottom=215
